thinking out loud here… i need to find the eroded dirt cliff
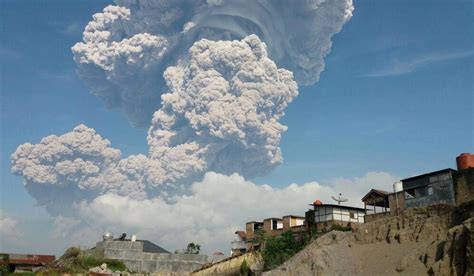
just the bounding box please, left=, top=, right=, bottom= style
left=265, top=202, right=473, bottom=276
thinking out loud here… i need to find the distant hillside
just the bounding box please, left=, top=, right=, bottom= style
left=265, top=202, right=473, bottom=276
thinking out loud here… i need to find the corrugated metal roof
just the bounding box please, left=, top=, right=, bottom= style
left=401, top=168, right=456, bottom=183
left=361, top=189, right=390, bottom=202
left=311, top=203, right=365, bottom=211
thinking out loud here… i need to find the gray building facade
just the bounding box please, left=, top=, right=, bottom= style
left=402, top=169, right=456, bottom=208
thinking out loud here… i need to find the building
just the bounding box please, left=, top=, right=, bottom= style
left=245, top=221, right=263, bottom=241
left=230, top=231, right=247, bottom=256
left=363, top=153, right=474, bottom=222
left=402, top=168, right=457, bottom=208
left=282, top=215, right=305, bottom=230
left=361, top=189, right=393, bottom=222
left=0, top=253, right=55, bottom=273
left=306, top=202, right=365, bottom=232
left=233, top=215, right=308, bottom=253
left=453, top=153, right=474, bottom=205
left=94, top=234, right=208, bottom=273
left=263, top=217, right=284, bottom=235
left=234, top=199, right=366, bottom=253
left=231, top=153, right=473, bottom=253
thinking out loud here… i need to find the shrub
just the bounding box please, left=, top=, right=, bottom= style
left=261, top=231, right=308, bottom=270
left=80, top=254, right=127, bottom=272
left=38, top=247, right=127, bottom=274
left=0, top=254, right=11, bottom=274
left=239, top=259, right=250, bottom=276
left=0, top=263, right=10, bottom=274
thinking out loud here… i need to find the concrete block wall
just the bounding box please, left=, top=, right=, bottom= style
left=388, top=191, right=406, bottom=216
left=454, top=169, right=474, bottom=205
left=282, top=216, right=291, bottom=231
left=364, top=211, right=391, bottom=223
left=96, top=240, right=208, bottom=273
left=118, top=253, right=207, bottom=273
left=245, top=222, right=255, bottom=240
left=263, top=219, right=272, bottom=232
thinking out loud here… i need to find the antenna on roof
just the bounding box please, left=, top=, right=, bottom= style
left=331, top=193, right=348, bottom=205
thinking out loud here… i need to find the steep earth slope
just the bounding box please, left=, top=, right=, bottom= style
left=265, top=202, right=473, bottom=276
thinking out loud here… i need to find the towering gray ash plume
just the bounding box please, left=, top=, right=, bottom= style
left=12, top=35, right=298, bottom=213
left=72, top=0, right=354, bottom=127
left=12, top=0, right=355, bottom=216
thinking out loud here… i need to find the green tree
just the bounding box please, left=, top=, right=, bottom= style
left=184, top=242, right=201, bottom=254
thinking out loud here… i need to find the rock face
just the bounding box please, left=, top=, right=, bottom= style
left=265, top=202, right=474, bottom=276
left=89, top=263, right=113, bottom=275
left=426, top=218, right=473, bottom=275
left=192, top=252, right=263, bottom=276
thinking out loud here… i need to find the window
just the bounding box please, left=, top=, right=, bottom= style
left=253, top=223, right=262, bottom=231
left=415, top=187, right=428, bottom=197
left=349, top=211, right=356, bottom=219
left=405, top=190, right=415, bottom=199
left=428, top=187, right=433, bottom=196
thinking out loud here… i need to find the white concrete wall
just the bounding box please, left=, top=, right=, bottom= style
left=314, top=206, right=365, bottom=223
left=293, top=218, right=304, bottom=226
left=277, top=221, right=283, bottom=229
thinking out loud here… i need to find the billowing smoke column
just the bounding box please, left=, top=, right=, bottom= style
left=148, top=35, right=298, bottom=180
left=12, top=35, right=298, bottom=214
left=72, top=0, right=354, bottom=127
left=10, top=125, right=149, bottom=215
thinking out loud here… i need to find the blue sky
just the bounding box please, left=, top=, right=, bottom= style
left=264, top=0, right=474, bottom=185
left=0, top=0, right=473, bottom=254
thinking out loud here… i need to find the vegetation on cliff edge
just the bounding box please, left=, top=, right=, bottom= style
left=257, top=230, right=309, bottom=271
left=37, top=247, right=127, bottom=274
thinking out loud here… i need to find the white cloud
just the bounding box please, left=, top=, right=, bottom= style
left=75, top=171, right=397, bottom=253
left=2, top=171, right=397, bottom=254
left=10, top=124, right=126, bottom=215
left=0, top=210, right=19, bottom=238
left=363, top=49, right=474, bottom=77
left=52, top=216, right=81, bottom=238
left=324, top=171, right=398, bottom=207
left=72, top=0, right=354, bottom=126
left=52, top=216, right=99, bottom=249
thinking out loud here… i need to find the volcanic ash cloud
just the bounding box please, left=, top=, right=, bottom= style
left=72, top=0, right=354, bottom=126
left=12, top=35, right=298, bottom=214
